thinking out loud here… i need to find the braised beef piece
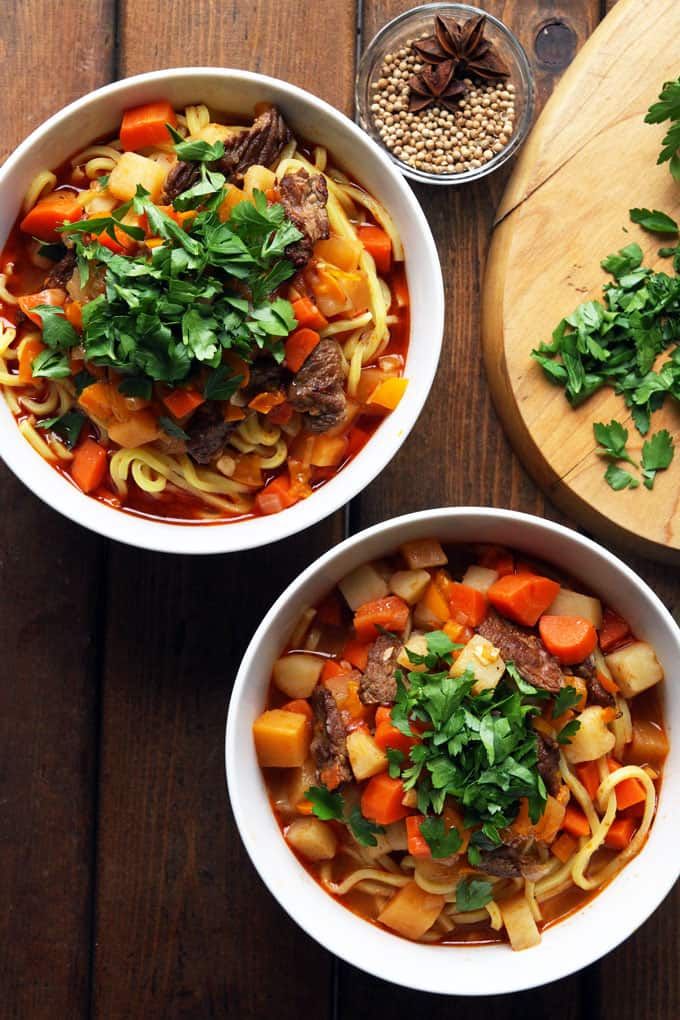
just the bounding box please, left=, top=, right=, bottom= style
left=279, top=169, right=330, bottom=267
left=536, top=732, right=561, bottom=796
left=478, top=610, right=563, bottom=693
left=185, top=403, right=233, bottom=464
left=44, top=250, right=76, bottom=290
left=218, top=107, right=291, bottom=185
left=310, top=685, right=352, bottom=788
left=477, top=837, right=547, bottom=880
left=360, top=634, right=400, bottom=705
left=575, top=655, right=615, bottom=708
left=243, top=357, right=289, bottom=400
left=288, top=338, right=346, bottom=432
left=162, top=160, right=201, bottom=204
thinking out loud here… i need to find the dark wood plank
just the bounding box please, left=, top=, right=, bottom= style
left=90, top=3, right=356, bottom=1017
left=0, top=3, right=114, bottom=1018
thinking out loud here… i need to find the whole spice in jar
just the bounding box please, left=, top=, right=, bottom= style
left=370, top=13, right=516, bottom=176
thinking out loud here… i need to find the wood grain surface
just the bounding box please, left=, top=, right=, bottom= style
left=0, top=1, right=677, bottom=1019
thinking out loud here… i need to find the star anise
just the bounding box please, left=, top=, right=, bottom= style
left=408, top=60, right=467, bottom=113
left=412, top=13, right=510, bottom=82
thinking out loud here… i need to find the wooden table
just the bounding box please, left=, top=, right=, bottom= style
left=1, top=2, right=677, bottom=1017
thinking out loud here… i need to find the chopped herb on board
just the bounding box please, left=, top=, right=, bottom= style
left=645, top=76, right=680, bottom=181
left=629, top=208, right=679, bottom=234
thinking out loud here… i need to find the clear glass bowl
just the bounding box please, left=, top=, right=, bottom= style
left=356, top=3, right=535, bottom=186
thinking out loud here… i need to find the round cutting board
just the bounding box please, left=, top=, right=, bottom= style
left=482, top=0, right=680, bottom=563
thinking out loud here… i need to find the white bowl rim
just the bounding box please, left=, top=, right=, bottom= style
left=226, top=506, right=680, bottom=995
left=0, top=67, right=444, bottom=555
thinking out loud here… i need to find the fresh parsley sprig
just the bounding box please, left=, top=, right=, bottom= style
left=304, top=786, right=385, bottom=847
left=645, top=77, right=680, bottom=180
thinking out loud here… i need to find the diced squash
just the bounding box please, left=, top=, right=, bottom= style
left=367, top=377, right=408, bottom=411
left=397, top=632, right=428, bottom=673
left=338, top=562, right=389, bottom=611
left=243, top=164, right=277, bottom=197
left=547, top=587, right=603, bottom=629
left=315, top=236, right=362, bottom=272
left=605, top=641, right=664, bottom=698
left=400, top=538, right=448, bottom=570
left=347, top=728, right=388, bottom=780
left=450, top=634, right=505, bottom=694
left=461, top=565, right=499, bottom=594
left=107, top=409, right=160, bottom=448
left=108, top=151, right=166, bottom=202
left=377, top=880, right=445, bottom=940
left=285, top=817, right=338, bottom=861
left=389, top=568, right=431, bottom=605
left=219, top=183, right=245, bottom=220
left=628, top=720, right=669, bottom=765
left=253, top=709, right=311, bottom=767
left=413, top=598, right=446, bottom=632
left=418, top=580, right=451, bottom=624
left=499, top=894, right=541, bottom=951
left=272, top=653, right=324, bottom=699
left=563, top=706, right=616, bottom=765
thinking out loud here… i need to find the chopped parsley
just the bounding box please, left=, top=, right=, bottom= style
left=641, top=429, right=674, bottom=489
left=304, top=786, right=385, bottom=847
left=455, top=877, right=493, bottom=912
left=645, top=76, right=680, bottom=180
left=629, top=208, right=678, bottom=234
left=557, top=719, right=581, bottom=746
left=419, top=816, right=462, bottom=859
left=36, top=410, right=85, bottom=448
left=552, top=684, right=583, bottom=718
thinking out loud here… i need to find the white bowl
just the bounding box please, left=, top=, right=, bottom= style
left=226, top=507, right=680, bottom=995
left=0, top=68, right=443, bottom=554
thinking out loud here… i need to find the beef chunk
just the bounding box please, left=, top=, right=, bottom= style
left=279, top=169, right=330, bottom=267
left=218, top=107, right=291, bottom=185
left=360, top=634, right=400, bottom=705
left=477, top=838, right=547, bottom=881
left=478, top=611, right=563, bottom=693
left=575, top=655, right=615, bottom=708
left=536, top=732, right=561, bottom=796
left=310, top=685, right=352, bottom=788
left=162, top=160, right=201, bottom=204
left=44, top=250, right=76, bottom=289
left=288, top=338, right=346, bottom=432
left=243, top=357, right=289, bottom=400
left=185, top=403, right=233, bottom=464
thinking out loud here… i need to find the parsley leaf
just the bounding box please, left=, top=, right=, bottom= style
left=419, top=816, right=462, bottom=859
left=455, top=878, right=493, bottom=912
left=33, top=305, right=80, bottom=352
left=645, top=77, right=680, bottom=180
left=385, top=747, right=405, bottom=778
left=36, top=410, right=85, bottom=448
left=347, top=805, right=385, bottom=847
left=557, top=719, right=581, bottom=745
left=553, top=685, right=582, bottom=717
left=604, top=464, right=640, bottom=491
left=601, top=242, right=643, bottom=278
left=118, top=377, right=153, bottom=399
left=30, top=349, right=71, bottom=379
left=593, top=420, right=636, bottom=465
left=505, top=661, right=548, bottom=699
left=203, top=365, right=244, bottom=402
left=174, top=136, right=226, bottom=163
left=159, top=416, right=190, bottom=440
left=641, top=429, right=674, bottom=488
left=304, top=785, right=344, bottom=822
left=629, top=208, right=679, bottom=235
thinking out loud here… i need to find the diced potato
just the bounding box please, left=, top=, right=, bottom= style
left=397, top=632, right=428, bottom=673
left=385, top=820, right=409, bottom=852
left=253, top=709, right=311, bottom=767
left=338, top=563, right=389, bottom=611
left=450, top=635, right=505, bottom=694
left=378, top=880, right=445, bottom=939
left=547, top=587, right=603, bottom=629
left=605, top=641, right=664, bottom=698
left=198, top=123, right=244, bottom=145
left=243, top=164, right=277, bottom=197
left=413, top=598, right=445, bottom=632
left=400, top=538, right=448, bottom=570
left=272, top=653, right=324, bottom=699
left=280, top=756, right=318, bottom=814
left=499, top=894, right=541, bottom=951
left=414, top=858, right=459, bottom=887
left=108, top=151, right=166, bottom=202
left=563, top=706, right=616, bottom=764
left=389, top=568, right=431, bottom=605
left=347, top=728, right=387, bottom=781
left=461, top=565, right=499, bottom=594
left=629, top=719, right=669, bottom=765
left=401, top=787, right=419, bottom=808
left=285, top=817, right=338, bottom=861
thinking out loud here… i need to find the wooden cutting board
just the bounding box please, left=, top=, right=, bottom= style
left=482, top=0, right=680, bottom=564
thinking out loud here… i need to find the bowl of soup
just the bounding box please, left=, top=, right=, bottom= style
left=0, top=68, right=443, bottom=553
left=226, top=507, right=679, bottom=995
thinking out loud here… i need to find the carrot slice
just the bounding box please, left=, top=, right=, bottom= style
left=607, top=758, right=646, bottom=811
left=71, top=439, right=108, bottom=493
left=538, top=615, right=598, bottom=665
left=341, top=638, right=371, bottom=671
left=604, top=817, right=636, bottom=850
left=361, top=774, right=411, bottom=825
left=551, top=831, right=577, bottom=863
left=599, top=609, right=631, bottom=653
left=18, top=288, right=66, bottom=327
left=576, top=761, right=600, bottom=801
left=162, top=387, right=205, bottom=419
left=406, top=815, right=431, bottom=857
left=119, top=100, right=177, bottom=151
left=562, top=804, right=590, bottom=838
left=20, top=190, right=81, bottom=241
left=358, top=224, right=392, bottom=274
left=291, top=297, right=328, bottom=331
left=487, top=573, right=560, bottom=627
left=18, top=336, right=47, bottom=383
left=281, top=699, right=313, bottom=723
left=374, top=721, right=420, bottom=757
left=254, top=475, right=299, bottom=516
left=285, top=328, right=321, bottom=373
left=354, top=595, right=410, bottom=642
left=448, top=582, right=487, bottom=627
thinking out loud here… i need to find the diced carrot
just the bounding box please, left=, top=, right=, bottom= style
left=96, top=225, right=137, bottom=254
left=358, top=223, right=392, bottom=274
left=576, top=761, right=601, bottom=801
left=20, top=190, right=81, bottom=241
left=487, top=573, right=560, bottom=627
left=375, top=707, right=392, bottom=727
left=421, top=580, right=451, bottom=623
left=562, top=804, right=591, bottom=838
left=374, top=721, right=420, bottom=757
left=604, top=816, right=636, bottom=850
left=281, top=699, right=314, bottom=723
left=78, top=380, right=114, bottom=422
left=476, top=544, right=514, bottom=576
left=108, top=409, right=160, bottom=448
left=295, top=799, right=315, bottom=815
left=291, top=297, right=328, bottom=331
left=268, top=401, right=294, bottom=425
left=285, top=328, right=321, bottom=373
left=155, top=205, right=196, bottom=227
left=539, top=615, right=598, bottom=665
left=321, top=659, right=347, bottom=684
left=265, top=187, right=281, bottom=204
left=596, top=669, right=619, bottom=696
left=224, top=404, right=247, bottom=422
left=551, top=831, right=577, bottom=863
left=448, top=582, right=488, bottom=628
left=248, top=390, right=286, bottom=414
left=18, top=336, right=46, bottom=383
left=71, top=438, right=108, bottom=493
left=119, top=100, right=177, bottom=151
left=162, top=386, right=205, bottom=419
left=607, top=758, right=646, bottom=811
left=354, top=595, right=410, bottom=642
left=345, top=426, right=371, bottom=459
left=64, top=300, right=83, bottom=331
left=443, top=619, right=473, bottom=644
left=406, top=815, right=431, bottom=857
left=18, top=288, right=66, bottom=327
left=366, top=377, right=408, bottom=411
left=254, top=474, right=299, bottom=516
left=599, top=609, right=631, bottom=653
left=342, top=638, right=371, bottom=671
left=361, top=773, right=411, bottom=825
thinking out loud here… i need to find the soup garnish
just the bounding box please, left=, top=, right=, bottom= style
left=0, top=102, right=409, bottom=522
left=253, top=540, right=667, bottom=950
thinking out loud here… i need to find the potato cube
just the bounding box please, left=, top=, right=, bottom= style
left=397, top=632, right=428, bottom=673
left=243, top=164, right=277, bottom=197
left=338, top=563, right=389, bottom=611
left=253, top=709, right=311, bottom=768
left=272, top=652, right=324, bottom=699
left=108, top=151, right=166, bottom=202
left=499, top=894, right=540, bottom=951
left=400, top=538, right=448, bottom=570
left=563, top=706, right=615, bottom=764
left=547, top=587, right=603, bottom=629
left=461, top=565, right=499, bottom=594
left=378, top=880, right=445, bottom=939
left=285, top=817, right=338, bottom=861
left=347, top=728, right=387, bottom=781
left=450, top=635, right=505, bottom=694
left=605, top=641, right=664, bottom=698
left=389, top=568, right=431, bottom=605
